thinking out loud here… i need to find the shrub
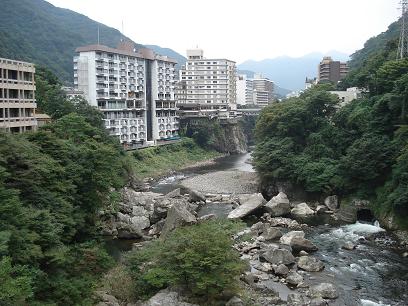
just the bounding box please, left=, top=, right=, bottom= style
left=127, top=220, right=246, bottom=303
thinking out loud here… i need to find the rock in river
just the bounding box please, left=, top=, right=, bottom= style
left=280, top=230, right=305, bottom=245
left=161, top=202, right=197, bottom=236
left=264, top=192, right=291, bottom=217
left=324, top=195, right=339, bottom=211
left=297, top=256, right=325, bottom=272
left=286, top=271, right=304, bottom=286
left=261, top=247, right=295, bottom=265
left=291, top=202, right=315, bottom=217
left=227, top=193, right=265, bottom=219
left=290, top=237, right=318, bottom=253
left=310, top=283, right=339, bottom=299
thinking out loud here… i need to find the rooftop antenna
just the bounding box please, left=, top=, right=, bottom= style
left=121, top=20, right=124, bottom=42
left=397, top=0, right=408, bottom=59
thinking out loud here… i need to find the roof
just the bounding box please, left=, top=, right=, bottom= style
left=34, top=113, right=52, bottom=119
left=75, top=44, right=178, bottom=64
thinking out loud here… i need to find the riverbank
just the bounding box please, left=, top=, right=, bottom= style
left=129, top=138, right=223, bottom=179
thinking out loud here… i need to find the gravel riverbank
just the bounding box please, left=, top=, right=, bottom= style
left=181, top=170, right=259, bottom=194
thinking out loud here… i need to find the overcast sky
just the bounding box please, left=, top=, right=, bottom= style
left=46, top=0, right=400, bottom=63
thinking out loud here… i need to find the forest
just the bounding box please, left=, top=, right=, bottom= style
left=254, top=24, right=408, bottom=228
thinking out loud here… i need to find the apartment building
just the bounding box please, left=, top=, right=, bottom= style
left=252, top=73, right=274, bottom=107
left=74, top=43, right=179, bottom=147
left=0, top=58, right=37, bottom=133
left=236, top=74, right=254, bottom=106
left=318, top=56, right=349, bottom=84
left=178, top=49, right=237, bottom=114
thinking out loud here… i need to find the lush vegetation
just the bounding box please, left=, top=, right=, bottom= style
left=254, top=20, right=408, bottom=228
left=126, top=220, right=246, bottom=304
left=132, top=138, right=222, bottom=178
left=0, top=66, right=133, bottom=304
left=0, top=0, right=185, bottom=83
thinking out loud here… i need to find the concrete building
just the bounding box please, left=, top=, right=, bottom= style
left=62, top=86, right=85, bottom=100
left=317, top=56, right=349, bottom=84
left=252, top=73, right=274, bottom=107
left=74, top=43, right=179, bottom=147
left=0, top=58, right=37, bottom=133
left=178, top=49, right=237, bottom=114
left=236, top=74, right=254, bottom=106
left=305, top=77, right=317, bottom=90
left=330, top=87, right=362, bottom=107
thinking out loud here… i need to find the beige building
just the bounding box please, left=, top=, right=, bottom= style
left=178, top=49, right=237, bottom=113
left=252, top=73, right=274, bottom=107
left=0, top=58, right=37, bottom=133
left=318, top=56, right=348, bottom=84
left=74, top=43, right=179, bottom=147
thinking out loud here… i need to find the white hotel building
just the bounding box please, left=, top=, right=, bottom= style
left=177, top=49, right=237, bottom=117
left=74, top=42, right=179, bottom=147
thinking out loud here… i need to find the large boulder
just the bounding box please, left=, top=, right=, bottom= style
left=286, top=271, right=304, bottom=286
left=262, top=228, right=283, bottom=241
left=291, top=202, right=315, bottom=217
left=189, top=189, right=206, bottom=203
left=227, top=193, right=265, bottom=219
left=165, top=188, right=181, bottom=198
left=261, top=247, right=295, bottom=265
left=290, top=237, right=318, bottom=252
left=274, top=264, right=289, bottom=276
left=297, top=256, right=325, bottom=272
left=324, top=195, right=339, bottom=211
left=161, top=202, right=197, bottom=236
left=280, top=231, right=305, bottom=245
left=310, top=283, right=339, bottom=299
left=130, top=216, right=150, bottom=231
left=264, top=192, right=291, bottom=217
left=141, top=289, right=198, bottom=306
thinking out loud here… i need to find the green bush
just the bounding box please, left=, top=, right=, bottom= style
left=127, top=220, right=246, bottom=303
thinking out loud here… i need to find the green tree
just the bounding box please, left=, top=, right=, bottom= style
left=127, top=220, right=246, bottom=303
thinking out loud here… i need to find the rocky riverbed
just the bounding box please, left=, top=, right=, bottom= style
left=97, top=153, right=408, bottom=306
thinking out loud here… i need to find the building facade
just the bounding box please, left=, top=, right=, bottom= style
left=330, top=87, right=362, bottom=107
left=178, top=49, right=237, bottom=114
left=74, top=43, right=179, bottom=147
left=0, top=58, right=37, bottom=133
left=236, top=74, right=254, bottom=106
left=252, top=73, right=274, bottom=107
left=317, top=56, right=348, bottom=84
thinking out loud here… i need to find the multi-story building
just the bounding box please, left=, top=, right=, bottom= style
left=252, top=73, right=274, bottom=107
left=236, top=74, right=254, bottom=106
left=178, top=49, right=237, bottom=114
left=74, top=42, right=179, bottom=147
left=0, top=58, right=37, bottom=133
left=317, top=56, right=349, bottom=84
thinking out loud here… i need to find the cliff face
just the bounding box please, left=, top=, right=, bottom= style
left=211, top=122, right=247, bottom=154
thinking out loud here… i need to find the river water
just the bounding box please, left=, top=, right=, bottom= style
left=120, top=153, right=408, bottom=306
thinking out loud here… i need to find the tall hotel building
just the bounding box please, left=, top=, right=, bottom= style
left=252, top=73, right=274, bottom=107
left=0, top=58, right=37, bottom=132
left=317, top=56, right=349, bottom=84
left=74, top=42, right=179, bottom=147
left=177, top=49, right=237, bottom=116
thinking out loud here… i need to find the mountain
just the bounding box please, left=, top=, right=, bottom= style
left=145, top=45, right=186, bottom=68
left=348, top=20, right=399, bottom=69
left=0, top=0, right=185, bottom=83
left=238, top=51, right=350, bottom=91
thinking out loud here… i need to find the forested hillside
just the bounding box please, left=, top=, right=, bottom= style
left=0, top=67, right=135, bottom=304
left=254, top=18, right=408, bottom=229
left=0, top=0, right=185, bottom=83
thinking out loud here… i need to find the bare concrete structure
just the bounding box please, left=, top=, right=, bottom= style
left=0, top=58, right=37, bottom=133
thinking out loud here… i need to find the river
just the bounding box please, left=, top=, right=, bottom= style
left=113, top=153, right=408, bottom=306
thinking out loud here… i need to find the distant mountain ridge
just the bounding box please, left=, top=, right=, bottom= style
left=0, top=0, right=186, bottom=83
left=238, top=51, right=350, bottom=91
